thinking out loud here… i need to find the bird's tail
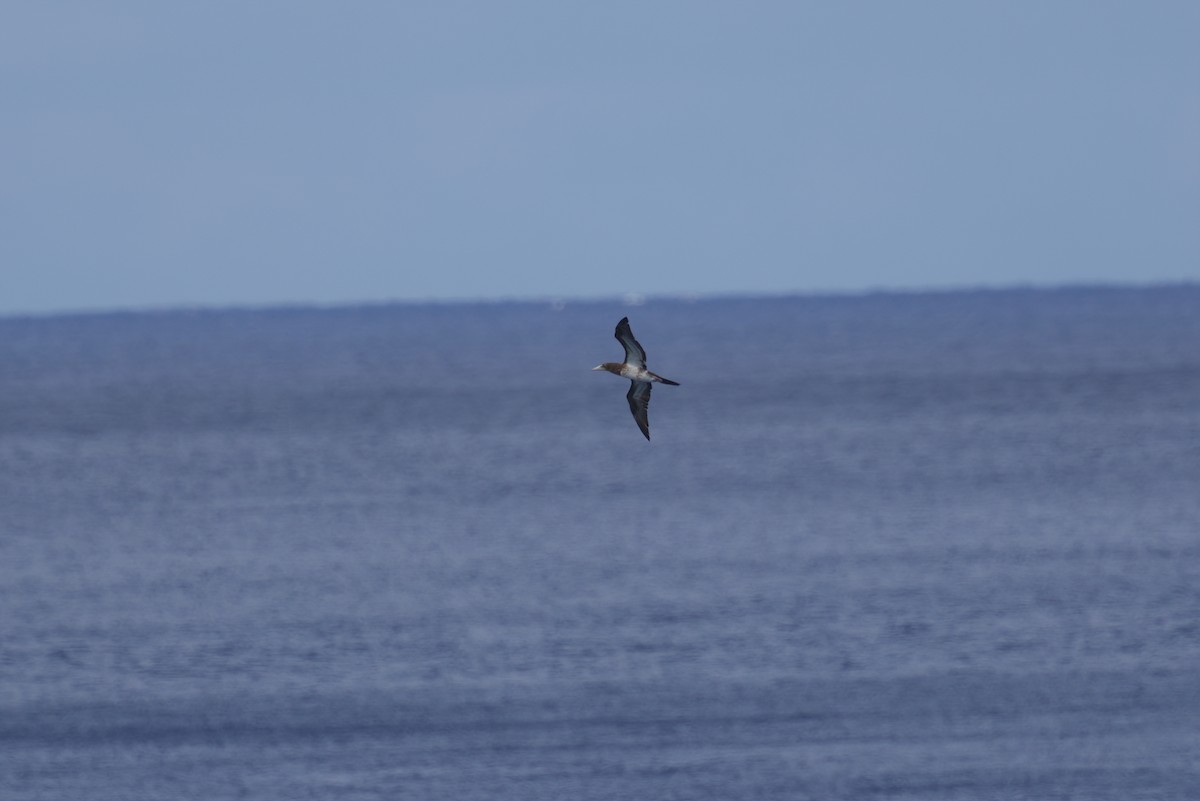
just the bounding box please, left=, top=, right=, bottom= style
left=651, top=373, right=680, bottom=386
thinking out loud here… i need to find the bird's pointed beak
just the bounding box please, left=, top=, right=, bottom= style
left=591, top=365, right=604, bottom=371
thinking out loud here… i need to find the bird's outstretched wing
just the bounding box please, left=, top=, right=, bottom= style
left=626, top=380, right=652, bottom=440
left=615, top=317, right=647, bottom=369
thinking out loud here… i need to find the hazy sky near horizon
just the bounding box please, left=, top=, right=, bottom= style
left=3, top=2, right=1198, bottom=314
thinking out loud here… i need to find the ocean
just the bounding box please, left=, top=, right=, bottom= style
left=1, top=287, right=1198, bottom=800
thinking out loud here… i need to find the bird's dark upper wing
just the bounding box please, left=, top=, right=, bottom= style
left=626, top=380, right=652, bottom=440
left=614, top=317, right=647, bottom=369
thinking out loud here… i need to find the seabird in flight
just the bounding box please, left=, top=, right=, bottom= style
left=592, top=317, right=679, bottom=440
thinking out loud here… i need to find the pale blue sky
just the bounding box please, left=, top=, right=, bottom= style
left=3, top=2, right=1198, bottom=314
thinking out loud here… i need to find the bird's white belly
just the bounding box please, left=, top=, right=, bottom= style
left=620, top=365, right=649, bottom=381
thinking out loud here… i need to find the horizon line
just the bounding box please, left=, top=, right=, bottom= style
left=2, top=278, right=1198, bottom=322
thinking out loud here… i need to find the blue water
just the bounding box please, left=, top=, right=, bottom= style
left=1, top=287, right=1198, bottom=800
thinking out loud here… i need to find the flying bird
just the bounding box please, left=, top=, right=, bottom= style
left=592, top=317, right=679, bottom=440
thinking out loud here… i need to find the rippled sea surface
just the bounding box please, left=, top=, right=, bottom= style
left=2, top=287, right=1198, bottom=800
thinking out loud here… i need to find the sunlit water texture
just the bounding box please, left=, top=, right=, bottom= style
left=2, top=287, right=1198, bottom=799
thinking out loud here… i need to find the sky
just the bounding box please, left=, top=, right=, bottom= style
left=2, top=2, right=1198, bottom=315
